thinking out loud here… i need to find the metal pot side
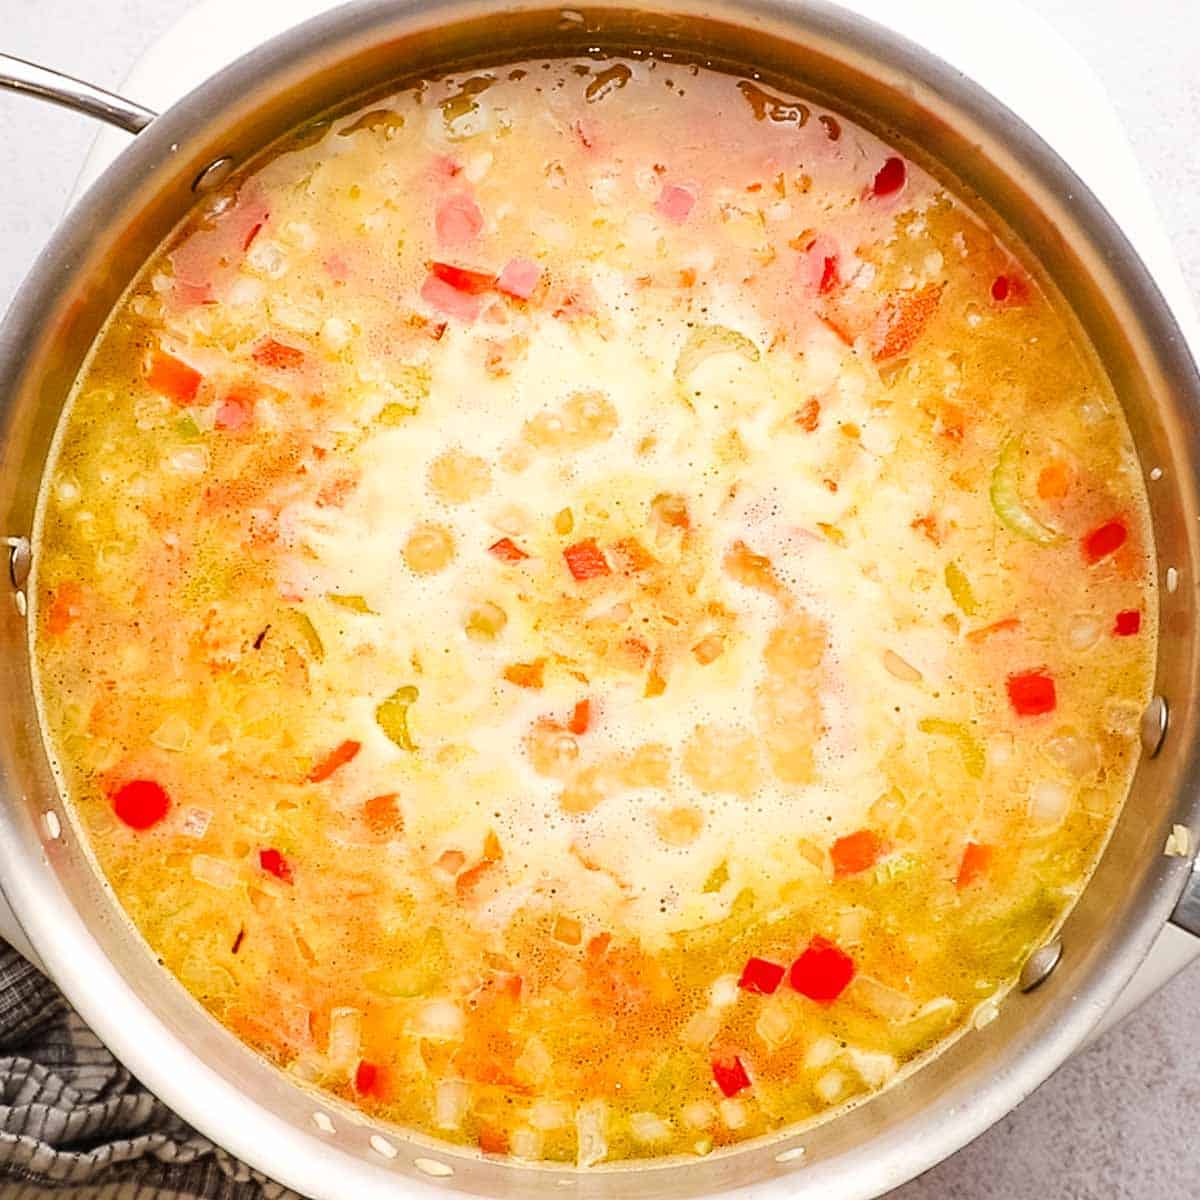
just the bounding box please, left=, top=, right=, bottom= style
left=1, top=3, right=1198, bottom=1198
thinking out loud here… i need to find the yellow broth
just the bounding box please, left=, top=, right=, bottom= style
left=32, top=59, right=1155, bottom=1164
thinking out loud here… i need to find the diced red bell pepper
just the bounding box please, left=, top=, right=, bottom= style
left=711, top=1054, right=751, bottom=1097
left=563, top=539, right=611, bottom=580
left=259, top=847, right=293, bottom=883
left=789, top=936, right=855, bottom=1003
left=871, top=156, right=907, bottom=197
left=435, top=193, right=484, bottom=247
left=956, top=841, right=994, bottom=890
left=497, top=257, right=541, bottom=299
left=307, top=738, right=361, bottom=782
left=830, top=829, right=887, bottom=878
left=111, top=779, right=170, bottom=830
left=146, top=350, right=203, bottom=405
left=1006, top=670, right=1056, bottom=717
left=420, top=273, right=482, bottom=321
left=477, top=1124, right=510, bottom=1155
left=656, top=183, right=697, bottom=223
left=252, top=338, right=306, bottom=370
left=1114, top=609, right=1142, bottom=636
left=430, top=261, right=498, bottom=294
left=568, top=699, right=591, bottom=735
left=738, top=956, right=786, bottom=995
left=355, top=1059, right=387, bottom=1098
left=488, top=537, right=529, bottom=563
left=1082, top=519, right=1127, bottom=564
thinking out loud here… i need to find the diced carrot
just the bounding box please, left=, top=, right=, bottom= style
left=488, top=537, right=529, bottom=563
left=477, top=1124, right=510, bottom=1155
left=553, top=914, right=583, bottom=945
left=504, top=660, right=545, bottom=689
left=497, top=257, right=541, bottom=299
left=939, top=402, right=966, bottom=440
left=651, top=492, right=690, bottom=530
left=830, top=829, right=887, bottom=878
left=609, top=537, right=656, bottom=574
left=252, top=338, right=306, bottom=370
left=956, top=842, right=994, bottom=889
left=1036, top=461, right=1071, bottom=500
left=45, top=581, right=84, bottom=636
left=430, top=261, right=498, bottom=294
left=794, top=398, right=821, bottom=432
left=435, top=193, right=484, bottom=247
left=568, top=700, right=591, bottom=735
left=563, top=539, right=611, bottom=580
left=966, top=617, right=1021, bottom=643
left=873, top=283, right=944, bottom=362
left=146, top=349, right=203, bottom=405
left=307, top=738, right=361, bottom=782
left=363, top=793, right=402, bottom=836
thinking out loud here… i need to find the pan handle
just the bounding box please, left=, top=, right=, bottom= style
left=0, top=53, right=155, bottom=134
left=1170, top=855, right=1200, bottom=938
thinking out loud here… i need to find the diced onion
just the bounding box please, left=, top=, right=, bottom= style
left=710, top=974, right=740, bottom=1009
left=674, top=324, right=761, bottom=385
left=630, top=1112, right=673, bottom=1145
left=510, top=1127, right=543, bottom=1161
left=682, top=1008, right=721, bottom=1049
left=327, top=1007, right=361, bottom=1069
left=755, top=998, right=795, bottom=1051
left=150, top=714, right=191, bottom=752
left=1165, top=824, right=1193, bottom=858
left=514, top=1035, right=552, bottom=1084
left=882, top=649, right=923, bottom=683
left=190, top=855, right=238, bottom=889
left=180, top=807, right=212, bottom=839
left=719, top=1098, right=748, bottom=1129
left=167, top=447, right=208, bottom=476
left=850, top=975, right=915, bottom=1023
left=1044, top=732, right=1100, bottom=778
left=1028, top=779, right=1071, bottom=827
left=814, top=1069, right=847, bottom=1104
left=973, top=998, right=1001, bottom=1029
left=434, top=1078, right=468, bottom=1130
left=528, top=1100, right=571, bottom=1131
left=804, top=1036, right=841, bottom=1071
left=576, top=1100, right=609, bottom=1167
left=1067, top=615, right=1103, bottom=652
left=410, top=999, right=464, bottom=1041
left=844, top=1047, right=897, bottom=1088
left=681, top=1101, right=717, bottom=1130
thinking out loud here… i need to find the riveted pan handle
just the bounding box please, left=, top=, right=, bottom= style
left=1171, top=856, right=1200, bottom=938
left=0, top=53, right=155, bottom=133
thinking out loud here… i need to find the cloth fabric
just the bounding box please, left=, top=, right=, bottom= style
left=0, top=942, right=299, bottom=1200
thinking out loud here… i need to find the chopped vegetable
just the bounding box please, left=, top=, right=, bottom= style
left=259, top=848, right=293, bottom=882
left=45, top=581, right=84, bottom=636
left=917, top=719, right=985, bottom=779
left=497, top=257, right=541, bottom=299
left=965, top=617, right=1020, bottom=644
left=504, top=660, right=546, bottom=689
left=1006, top=670, right=1056, bottom=717
left=789, top=937, right=855, bottom=1003
left=955, top=842, right=993, bottom=889
left=738, top=956, right=786, bottom=995
left=831, top=829, right=888, bottom=877
left=376, top=686, right=419, bottom=751
left=435, top=193, right=484, bottom=246
left=308, top=738, right=361, bottom=782
left=146, top=350, right=202, bottom=405
left=1114, top=609, right=1141, bottom=636
left=355, top=1060, right=387, bottom=1099
left=329, top=594, right=373, bottom=613
left=421, top=273, right=482, bottom=321
left=1082, top=518, right=1127, bottom=564
left=794, top=398, right=821, bottom=431
left=990, top=438, right=1058, bottom=545
left=430, top=261, right=497, bottom=293
left=656, top=184, right=697, bottom=223
left=363, top=793, right=402, bottom=836
left=111, top=779, right=170, bottom=830
left=674, top=324, right=760, bottom=385
left=711, top=1055, right=751, bottom=1097
left=943, top=561, right=979, bottom=616
left=252, top=338, right=305, bottom=370
left=1036, top=460, right=1071, bottom=500
left=563, top=539, right=611, bottom=580
left=568, top=700, right=591, bottom=735
left=873, top=283, right=943, bottom=362
left=871, top=156, right=906, bottom=197
left=478, top=1124, right=510, bottom=1155
left=489, top=537, right=529, bottom=563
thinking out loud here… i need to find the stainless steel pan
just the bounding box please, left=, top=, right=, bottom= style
left=2, top=3, right=1199, bottom=1197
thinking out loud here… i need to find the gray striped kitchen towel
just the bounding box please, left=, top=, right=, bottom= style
left=0, top=942, right=301, bottom=1200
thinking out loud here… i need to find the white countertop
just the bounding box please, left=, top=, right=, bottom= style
left=1, top=2, right=1198, bottom=1196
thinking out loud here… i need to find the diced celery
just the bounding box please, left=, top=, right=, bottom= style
left=376, top=684, right=419, bottom=751
left=989, top=438, right=1058, bottom=545
left=917, top=717, right=985, bottom=779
